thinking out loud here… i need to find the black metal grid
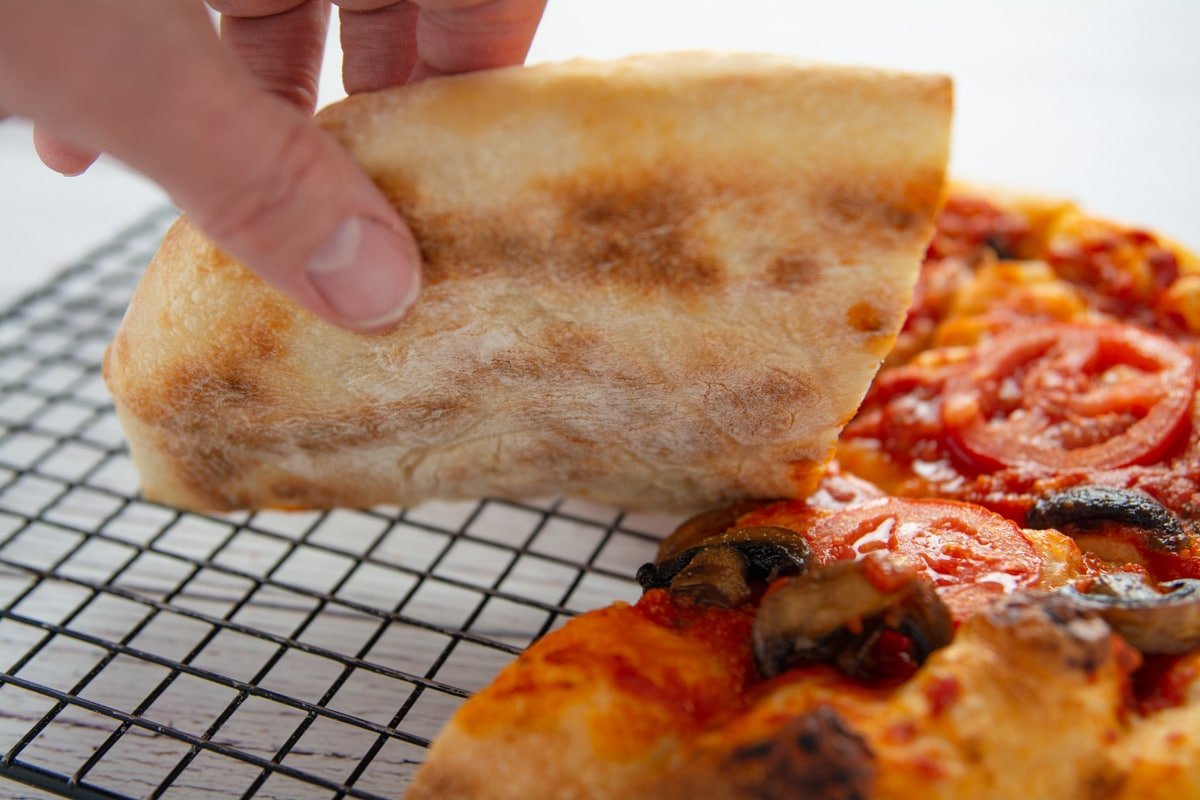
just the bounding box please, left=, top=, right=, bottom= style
left=0, top=209, right=682, bottom=799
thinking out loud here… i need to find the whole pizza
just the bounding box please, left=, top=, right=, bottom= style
left=407, top=188, right=1200, bottom=799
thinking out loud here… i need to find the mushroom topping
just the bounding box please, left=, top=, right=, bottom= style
left=1025, top=486, right=1188, bottom=552
left=636, top=526, right=810, bottom=608
left=1059, top=571, right=1200, bottom=654
left=665, top=545, right=754, bottom=608
left=752, top=554, right=953, bottom=680
left=656, top=500, right=777, bottom=562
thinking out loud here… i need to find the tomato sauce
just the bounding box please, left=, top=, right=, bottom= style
left=891, top=196, right=1035, bottom=363
left=925, top=196, right=1033, bottom=263
left=634, top=585, right=930, bottom=701
left=1132, top=653, right=1200, bottom=714
left=633, top=588, right=757, bottom=691
left=922, top=675, right=961, bottom=717
left=1047, top=229, right=1181, bottom=329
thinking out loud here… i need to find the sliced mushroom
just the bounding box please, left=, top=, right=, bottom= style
left=636, top=526, right=810, bottom=608
left=1026, top=486, right=1188, bottom=552
left=752, top=554, right=953, bottom=680
left=1059, top=571, right=1200, bottom=654
left=667, top=545, right=755, bottom=607
left=656, top=500, right=777, bottom=562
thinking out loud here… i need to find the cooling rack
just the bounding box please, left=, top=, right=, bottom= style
left=0, top=209, right=683, bottom=799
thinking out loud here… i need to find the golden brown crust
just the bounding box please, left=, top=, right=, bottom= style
left=405, top=593, right=1134, bottom=800
left=103, top=53, right=952, bottom=512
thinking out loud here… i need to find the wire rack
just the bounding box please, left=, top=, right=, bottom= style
left=0, top=208, right=683, bottom=800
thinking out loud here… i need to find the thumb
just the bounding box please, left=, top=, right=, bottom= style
left=0, top=1, right=420, bottom=331
left=135, top=87, right=424, bottom=332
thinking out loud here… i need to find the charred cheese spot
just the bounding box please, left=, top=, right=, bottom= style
left=725, top=707, right=876, bottom=800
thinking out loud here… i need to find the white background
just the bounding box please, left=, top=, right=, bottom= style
left=2, top=0, right=1198, bottom=308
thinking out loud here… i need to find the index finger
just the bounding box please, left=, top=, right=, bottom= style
left=409, top=0, right=547, bottom=78
left=337, top=1, right=421, bottom=93
left=208, top=0, right=332, bottom=113
left=336, top=0, right=546, bottom=90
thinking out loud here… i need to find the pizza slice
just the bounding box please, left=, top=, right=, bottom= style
left=102, top=53, right=951, bottom=513
left=407, top=490, right=1185, bottom=799
left=406, top=191, right=1200, bottom=799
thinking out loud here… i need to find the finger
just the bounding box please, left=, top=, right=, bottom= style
left=165, top=94, right=422, bottom=332
left=2, top=1, right=420, bottom=330
left=410, top=0, right=546, bottom=80
left=211, top=0, right=332, bottom=113
left=338, top=1, right=420, bottom=94
left=32, top=126, right=100, bottom=176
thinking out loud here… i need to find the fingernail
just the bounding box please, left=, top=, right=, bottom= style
left=306, top=217, right=422, bottom=329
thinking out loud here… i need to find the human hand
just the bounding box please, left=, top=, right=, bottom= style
left=0, top=0, right=547, bottom=330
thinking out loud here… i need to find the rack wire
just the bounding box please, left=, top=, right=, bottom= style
left=0, top=209, right=682, bottom=799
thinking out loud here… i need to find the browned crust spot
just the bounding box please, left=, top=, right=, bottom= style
left=980, top=592, right=1114, bottom=676
left=392, top=167, right=730, bottom=302
left=822, top=184, right=919, bottom=236
left=130, top=274, right=293, bottom=421
left=767, top=252, right=823, bottom=288
left=724, top=706, right=877, bottom=800
left=846, top=301, right=887, bottom=333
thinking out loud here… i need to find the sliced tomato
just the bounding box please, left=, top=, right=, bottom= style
left=942, top=322, right=1196, bottom=471
left=807, top=498, right=1042, bottom=621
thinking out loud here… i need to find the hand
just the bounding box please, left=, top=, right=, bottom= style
left=0, top=0, right=547, bottom=330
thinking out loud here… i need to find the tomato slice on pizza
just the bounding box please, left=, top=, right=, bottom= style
left=943, top=322, right=1196, bottom=471
left=815, top=499, right=1042, bottom=619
